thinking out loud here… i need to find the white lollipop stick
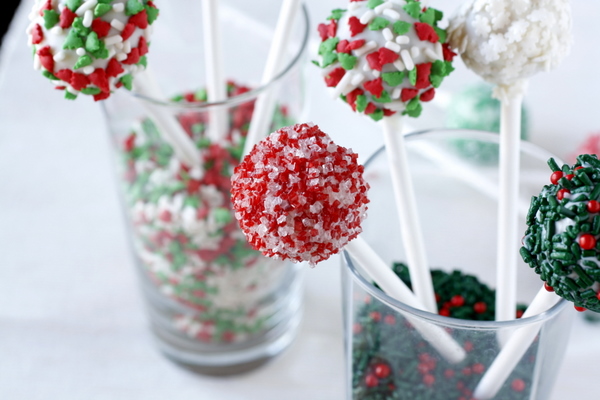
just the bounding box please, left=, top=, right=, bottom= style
left=243, top=0, right=301, bottom=157
left=133, top=73, right=201, bottom=168
left=346, top=237, right=466, bottom=364
left=473, top=287, right=561, bottom=399
left=380, top=114, right=437, bottom=313
left=202, top=0, right=228, bottom=142
left=495, top=94, right=524, bottom=321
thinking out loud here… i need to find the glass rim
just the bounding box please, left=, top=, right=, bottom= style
left=130, top=3, right=310, bottom=109
left=347, top=128, right=569, bottom=330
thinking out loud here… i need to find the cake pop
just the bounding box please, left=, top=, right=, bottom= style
left=231, top=122, right=370, bottom=265
left=26, top=0, right=159, bottom=101
left=316, top=0, right=456, bottom=120
left=521, top=154, right=600, bottom=312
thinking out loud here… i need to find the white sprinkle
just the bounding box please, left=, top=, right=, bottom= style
left=353, top=40, right=377, bottom=57
left=82, top=65, right=95, bottom=74
left=362, top=63, right=371, bottom=73
left=66, top=85, right=79, bottom=95
left=76, top=47, right=86, bottom=56
left=389, top=0, right=407, bottom=5
left=396, top=35, right=410, bottom=45
left=348, top=2, right=361, bottom=11
left=435, top=41, right=444, bottom=60
left=351, top=73, right=365, bottom=86
left=76, top=0, right=97, bottom=16
left=410, top=46, right=420, bottom=58
left=144, top=26, right=153, bottom=41
left=82, top=9, right=94, bottom=27
left=104, top=35, right=123, bottom=46
left=33, top=55, right=42, bottom=70
left=50, top=26, right=63, bottom=36
left=112, top=3, right=125, bottom=13
left=359, top=11, right=376, bottom=25
left=372, top=70, right=380, bottom=78
left=123, top=40, right=132, bottom=54
left=393, top=59, right=406, bottom=71
left=384, top=101, right=406, bottom=112
left=108, top=48, right=116, bottom=58
left=400, top=49, right=414, bottom=70
left=383, top=9, right=401, bottom=20
left=116, top=52, right=127, bottom=61
left=53, top=51, right=67, bottom=62
left=424, top=48, right=440, bottom=61
left=391, top=87, right=402, bottom=100
left=385, top=41, right=401, bottom=53
left=374, top=2, right=393, bottom=14
left=331, top=71, right=354, bottom=99
left=114, top=42, right=124, bottom=50
left=111, top=19, right=125, bottom=31
left=382, top=28, right=394, bottom=41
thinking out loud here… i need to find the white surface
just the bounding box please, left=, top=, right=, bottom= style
left=1, top=1, right=600, bottom=399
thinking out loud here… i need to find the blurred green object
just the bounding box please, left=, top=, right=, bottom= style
left=446, top=83, right=529, bottom=164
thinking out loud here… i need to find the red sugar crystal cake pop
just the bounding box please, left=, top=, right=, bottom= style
left=231, top=123, right=370, bottom=265
left=26, top=0, right=159, bottom=101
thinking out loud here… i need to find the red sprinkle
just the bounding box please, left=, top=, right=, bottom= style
left=124, top=134, right=136, bottom=152
left=574, top=305, right=586, bottom=312
left=378, top=47, right=399, bottom=65
left=374, top=363, right=391, bottom=379
left=336, top=39, right=351, bottom=54
left=346, top=88, right=363, bottom=111
left=450, top=295, right=465, bottom=307
left=121, top=22, right=136, bottom=41
left=31, top=24, right=44, bottom=45
left=544, top=282, right=554, bottom=292
left=587, top=200, right=600, bottom=213
left=383, top=314, right=395, bottom=325
left=550, top=171, right=564, bottom=184
left=556, top=188, right=570, bottom=200
left=122, top=48, right=141, bottom=65
left=92, top=18, right=112, bottom=38
left=364, top=102, right=377, bottom=115
left=442, top=43, right=456, bottom=61
left=414, top=22, right=439, bottom=43
left=70, top=73, right=90, bottom=91
left=93, top=91, right=111, bottom=102
left=55, top=69, right=73, bottom=82
left=383, top=109, right=396, bottom=117
left=401, top=88, right=419, bottom=102
left=39, top=0, right=52, bottom=16
left=106, top=58, right=125, bottom=77
left=325, top=67, right=346, bottom=87
left=473, top=302, right=487, bottom=314
left=365, top=374, right=379, bottom=388
left=129, top=9, right=149, bottom=29
left=415, top=63, right=432, bottom=89
left=420, top=87, right=435, bottom=102
left=89, top=68, right=110, bottom=93
left=579, top=233, right=596, bottom=250
left=511, top=379, right=526, bottom=392
left=138, top=36, right=149, bottom=56
left=366, top=51, right=382, bottom=71
left=422, top=374, right=435, bottom=387
left=363, top=77, right=384, bottom=97
left=370, top=311, right=381, bottom=322
left=472, top=363, right=485, bottom=374
left=348, top=16, right=367, bottom=37
left=59, top=7, right=77, bottom=29
left=317, top=23, right=330, bottom=41
left=37, top=46, right=55, bottom=72
left=347, top=39, right=366, bottom=51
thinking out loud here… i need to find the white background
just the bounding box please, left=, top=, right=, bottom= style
left=1, top=1, right=599, bottom=399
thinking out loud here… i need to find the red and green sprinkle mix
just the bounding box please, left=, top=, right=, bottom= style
left=316, top=0, right=456, bottom=120
left=521, top=154, right=600, bottom=313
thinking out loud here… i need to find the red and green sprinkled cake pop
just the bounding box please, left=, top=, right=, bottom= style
left=231, top=123, right=370, bottom=265
left=316, top=0, right=455, bottom=120
left=26, top=0, right=159, bottom=101
left=521, top=154, right=600, bottom=313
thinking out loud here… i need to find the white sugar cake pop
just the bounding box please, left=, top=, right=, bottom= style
left=26, top=0, right=159, bottom=101
left=448, top=0, right=572, bottom=97
left=231, top=123, right=370, bottom=265
left=316, top=0, right=456, bottom=120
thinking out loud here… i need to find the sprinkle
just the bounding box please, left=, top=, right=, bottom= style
left=74, top=54, right=93, bottom=69
left=395, top=35, right=410, bottom=44
left=59, top=7, right=77, bottom=29
left=382, top=71, right=405, bottom=86
left=374, top=2, right=393, bottom=14
left=354, top=41, right=377, bottom=57
left=76, top=47, right=86, bottom=56
left=385, top=41, right=401, bottom=53
left=94, top=3, right=112, bottom=18
left=92, top=18, right=111, bottom=38
left=348, top=3, right=361, bottom=11
left=391, top=87, right=401, bottom=99
left=116, top=52, right=127, bottom=61
left=53, top=51, right=67, bottom=62
left=359, top=11, right=376, bottom=25
left=111, top=19, right=125, bottom=31
left=410, top=46, right=420, bottom=58
left=123, top=40, right=132, bottom=54
left=414, top=22, right=439, bottom=43
left=424, top=48, right=440, bottom=61
left=76, top=0, right=98, bottom=17
left=393, top=20, right=411, bottom=35
left=367, top=0, right=384, bottom=10
left=113, top=3, right=125, bottom=13
left=331, top=70, right=354, bottom=98
left=83, top=9, right=94, bottom=27
left=325, top=67, right=346, bottom=87
left=43, top=9, right=60, bottom=29
left=393, top=59, right=406, bottom=71
left=348, top=16, right=368, bottom=37
left=351, top=73, right=365, bottom=86
left=82, top=65, right=94, bottom=74
left=50, top=26, right=63, bottom=35
left=400, top=49, right=414, bottom=70
left=383, top=9, right=401, bottom=20
left=382, top=28, right=394, bottom=42
left=129, top=9, right=149, bottom=29
left=121, top=23, right=136, bottom=41
left=363, top=77, right=384, bottom=97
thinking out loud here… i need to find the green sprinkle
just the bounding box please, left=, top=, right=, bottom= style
left=369, top=109, right=384, bottom=121
left=393, top=20, right=411, bottom=35
left=311, top=60, right=320, bottom=67
left=81, top=87, right=102, bottom=95
left=43, top=9, right=60, bottom=29
left=42, top=70, right=58, bottom=80
left=327, top=8, right=346, bottom=20
left=403, top=2, right=421, bottom=19
left=137, top=55, right=148, bottom=68
left=558, top=206, right=576, bottom=219
left=547, top=158, right=561, bottom=172
left=419, top=8, right=436, bottom=25
left=443, top=61, right=455, bottom=76
left=64, top=91, right=77, bottom=100
left=338, top=53, right=358, bottom=70
left=145, top=5, right=159, bottom=24
left=94, top=3, right=112, bottom=17
left=520, top=247, right=532, bottom=263
left=66, top=0, right=83, bottom=11
left=590, top=184, right=600, bottom=201
left=356, top=95, right=367, bottom=113
left=373, top=90, right=392, bottom=103
left=382, top=71, right=405, bottom=86
left=321, top=53, right=338, bottom=68
left=120, top=74, right=134, bottom=90
left=367, top=0, right=384, bottom=9
left=195, top=88, right=208, bottom=102
left=126, top=0, right=145, bottom=16
left=574, top=265, right=594, bottom=286
left=408, top=67, right=417, bottom=86
left=434, top=9, right=444, bottom=22
left=72, top=17, right=91, bottom=36
left=563, top=277, right=581, bottom=291
left=434, top=27, right=447, bottom=43
left=73, top=55, right=93, bottom=69
left=369, top=17, right=389, bottom=31
left=403, top=99, right=422, bottom=118
left=430, top=74, right=444, bottom=88
left=85, top=32, right=101, bottom=53
left=319, top=38, right=339, bottom=55
left=214, top=208, right=232, bottom=225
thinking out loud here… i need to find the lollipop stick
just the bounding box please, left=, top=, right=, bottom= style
left=202, top=0, right=228, bottom=142
left=345, top=237, right=466, bottom=364
left=380, top=114, right=437, bottom=313
left=133, top=72, right=201, bottom=168
left=243, top=0, right=301, bottom=157
left=473, top=287, right=560, bottom=399
left=496, top=94, right=524, bottom=321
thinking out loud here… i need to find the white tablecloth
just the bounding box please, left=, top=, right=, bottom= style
left=1, top=1, right=599, bottom=399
